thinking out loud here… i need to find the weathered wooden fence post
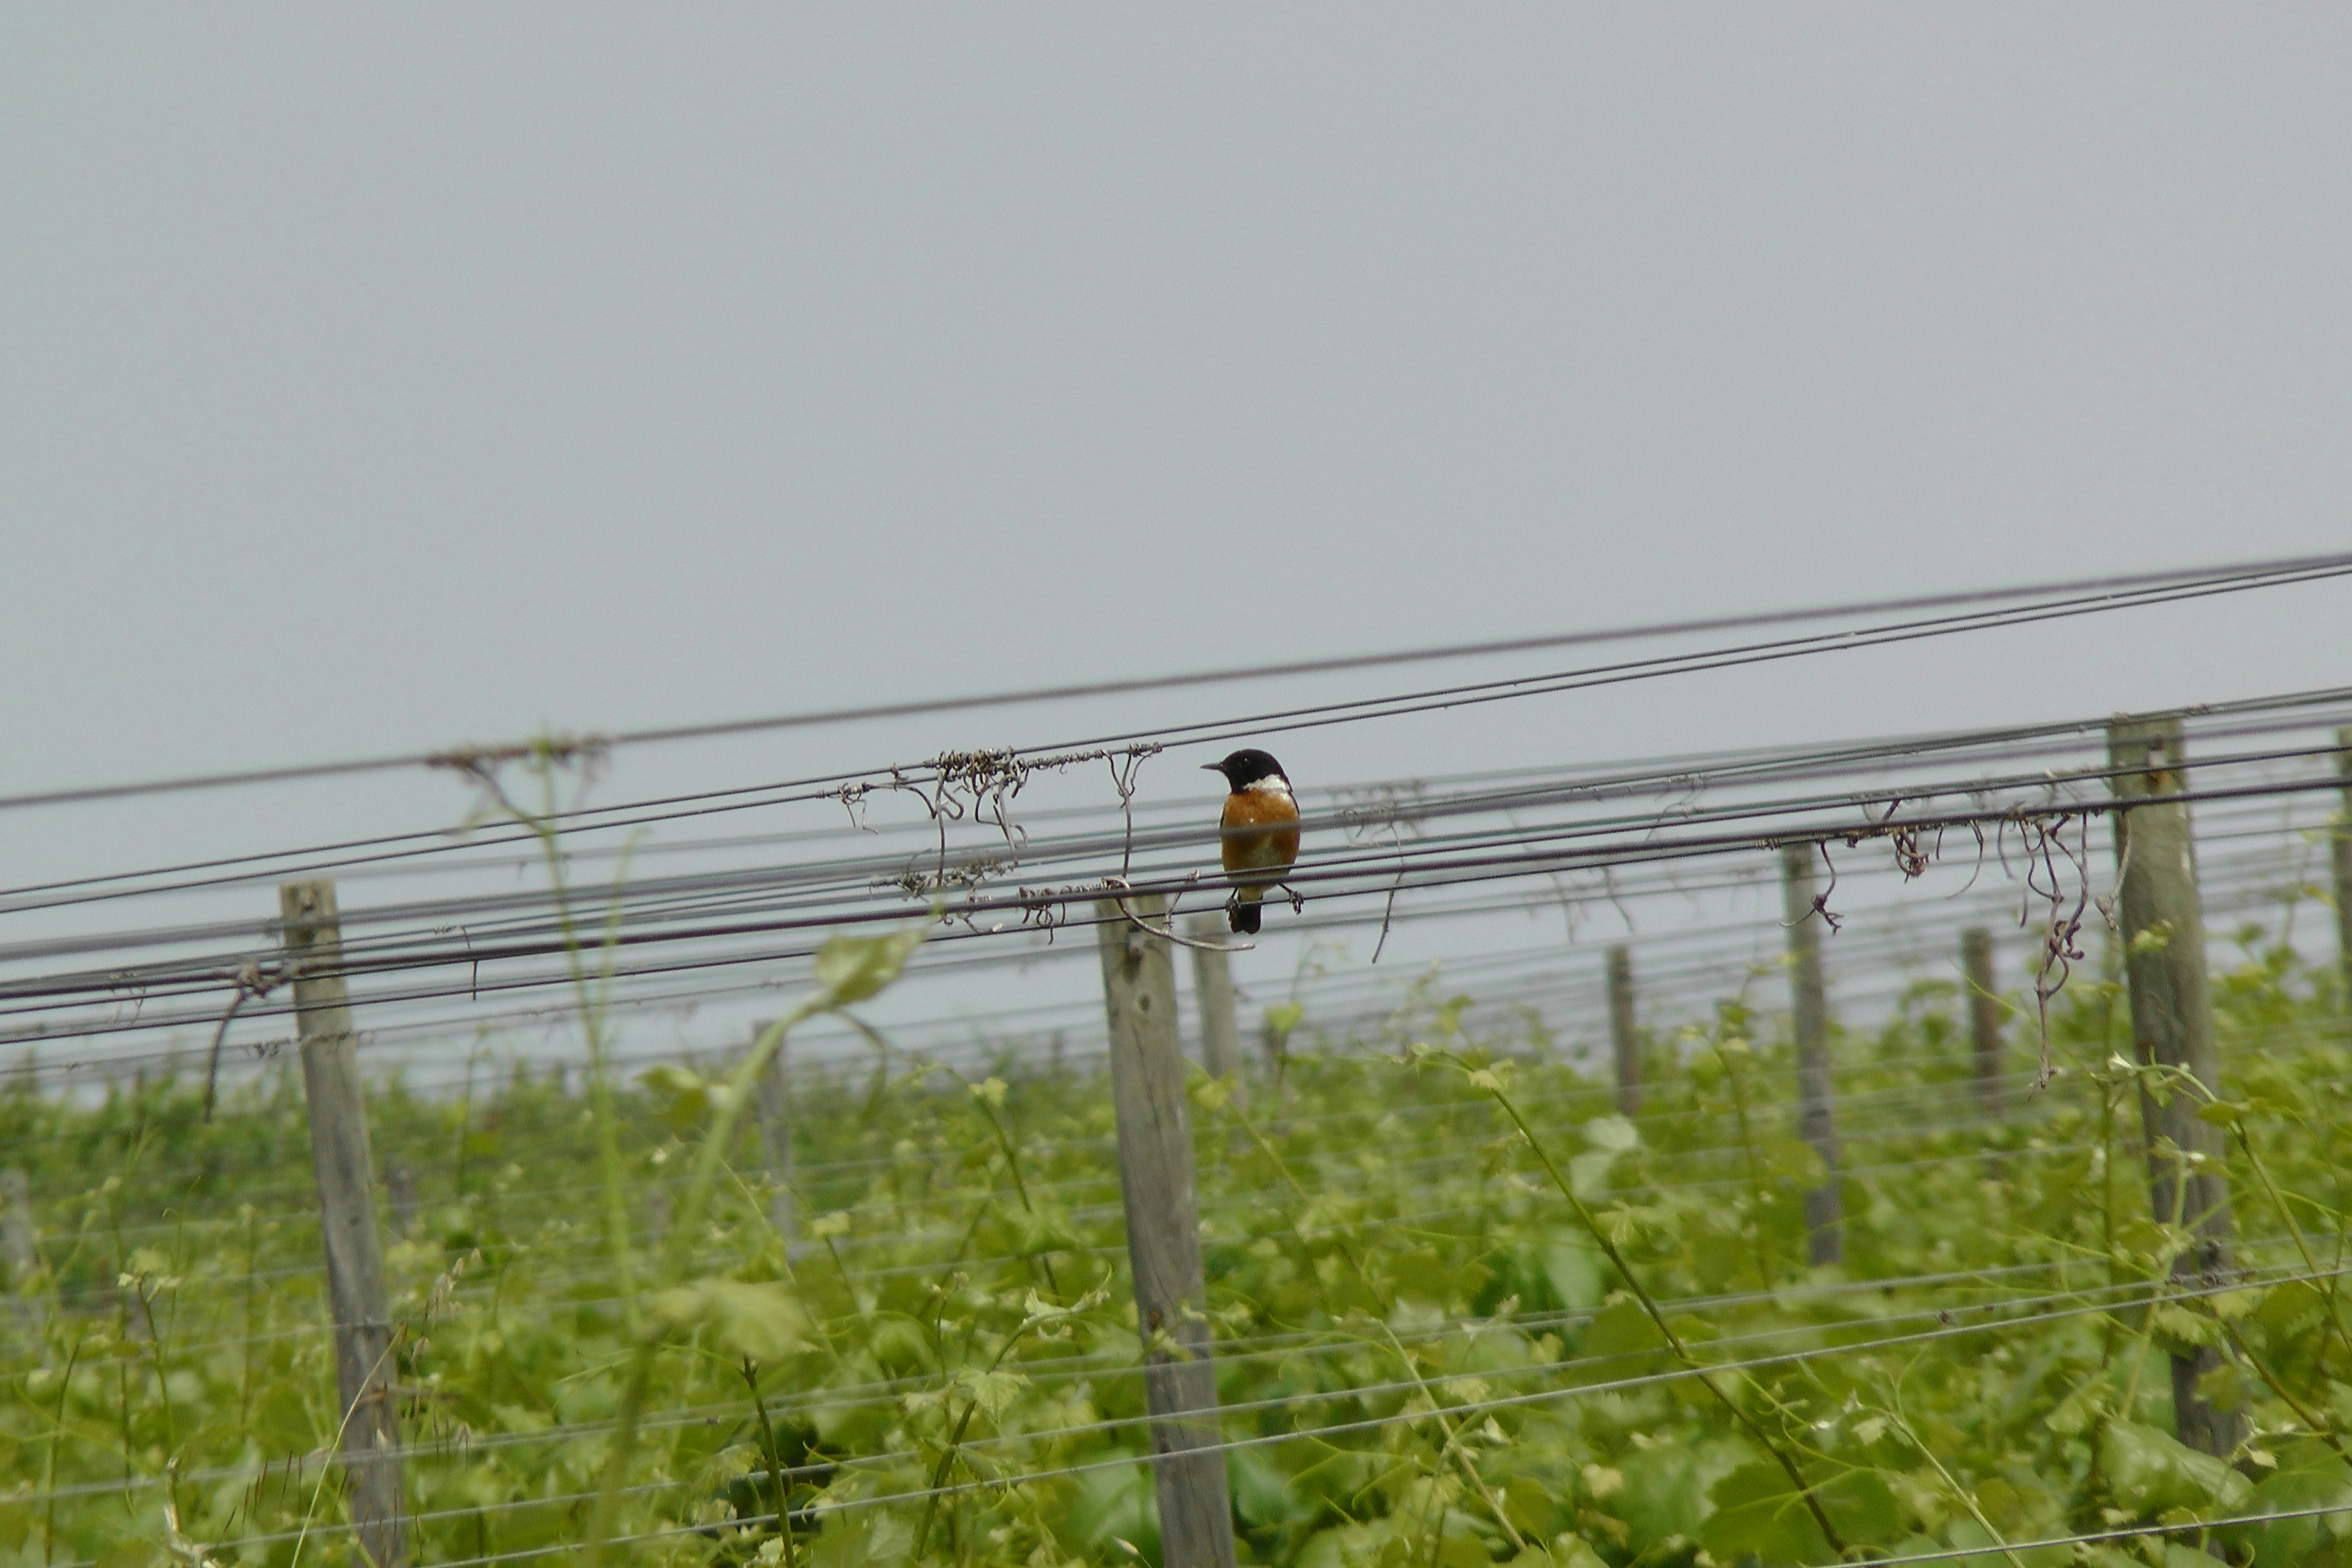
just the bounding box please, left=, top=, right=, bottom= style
left=1605, top=944, right=1640, bottom=1117
left=2107, top=715, right=2244, bottom=1458
left=1961, top=928, right=2005, bottom=1113
left=1778, top=846, right=1843, bottom=1266
left=280, top=879, right=406, bottom=1567
left=1187, top=915, right=1247, bottom=1110
left=2333, top=727, right=2352, bottom=1007
left=749, top=1019, right=799, bottom=1247
left=1096, top=896, right=1237, bottom=1568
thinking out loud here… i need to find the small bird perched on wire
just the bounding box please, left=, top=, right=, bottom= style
left=1204, top=748, right=1301, bottom=935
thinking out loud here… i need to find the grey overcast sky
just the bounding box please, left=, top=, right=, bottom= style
left=3, top=9, right=2349, bottom=985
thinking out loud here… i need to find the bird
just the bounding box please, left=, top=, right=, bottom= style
left=1203, top=748, right=1301, bottom=935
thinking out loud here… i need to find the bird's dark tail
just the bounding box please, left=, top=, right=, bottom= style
left=1229, top=898, right=1263, bottom=936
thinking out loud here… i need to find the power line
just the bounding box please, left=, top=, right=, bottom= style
left=6, top=550, right=2346, bottom=814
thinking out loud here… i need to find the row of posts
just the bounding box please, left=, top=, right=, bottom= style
left=1076, top=711, right=2329, bottom=1545
left=5, top=718, right=2348, bottom=1564
left=1602, top=716, right=2328, bottom=1458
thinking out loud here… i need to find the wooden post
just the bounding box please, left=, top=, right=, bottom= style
left=1605, top=945, right=1640, bottom=1118
left=1961, top=928, right=2005, bottom=1113
left=2334, top=728, right=2352, bottom=1008
left=1187, top=915, right=1247, bottom=1111
left=1095, top=897, right=1237, bottom=1568
left=2108, top=716, right=2244, bottom=1458
left=280, top=879, right=405, bottom=1567
left=749, top=1020, right=798, bottom=1246
left=1779, top=846, right=1843, bottom=1266
left=2, top=1168, right=44, bottom=1338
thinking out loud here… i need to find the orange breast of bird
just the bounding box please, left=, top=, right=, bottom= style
left=1220, top=789, right=1301, bottom=886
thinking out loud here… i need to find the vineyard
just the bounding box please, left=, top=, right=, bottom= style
left=6, top=562, right=2352, bottom=1568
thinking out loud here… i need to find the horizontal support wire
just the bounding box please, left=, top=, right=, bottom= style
left=8, top=684, right=2345, bottom=975
left=3, top=729, right=2341, bottom=1048
left=40, top=1232, right=2340, bottom=1522
left=20, top=810, right=2318, bottom=1087
left=10, top=1068, right=2116, bottom=1306
left=9, top=550, right=2344, bottom=815
left=17, top=968, right=2342, bottom=1243
left=169, top=1255, right=2352, bottom=1563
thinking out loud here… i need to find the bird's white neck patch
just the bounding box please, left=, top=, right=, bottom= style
left=1244, top=776, right=1292, bottom=798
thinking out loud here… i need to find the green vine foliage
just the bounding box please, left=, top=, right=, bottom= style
left=5, top=926, right=2352, bottom=1566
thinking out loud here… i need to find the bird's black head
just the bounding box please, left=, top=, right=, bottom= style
left=1204, top=748, right=1289, bottom=790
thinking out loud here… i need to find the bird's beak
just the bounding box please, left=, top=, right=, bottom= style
left=1199, top=763, right=1222, bottom=772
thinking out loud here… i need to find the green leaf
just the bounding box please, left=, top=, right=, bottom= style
left=2255, top=1281, right=2328, bottom=1345
left=803, top=1509, right=913, bottom=1568
left=1582, top=1114, right=1639, bottom=1153
left=1940, top=1516, right=2072, bottom=1568
left=94, top=1540, right=155, bottom=1568
left=2149, top=1303, right=2222, bottom=1354
left=1504, top=1474, right=1563, bottom=1538
left=638, top=1063, right=726, bottom=1131
left=1821, top=1469, right=1903, bottom=1544
left=639, top=1062, right=705, bottom=1098
left=1436, top=1520, right=1492, bottom=1568
left=1226, top=1444, right=1293, bottom=1530
left=1581, top=1298, right=1667, bottom=1363
left=957, top=1368, right=1028, bottom=1422
left=1701, top=1462, right=1831, bottom=1565
left=1011, top=1201, right=1080, bottom=1256
left=1569, top=1149, right=1621, bottom=1199
left=1296, top=1523, right=1384, bottom=1568
left=645, top=1279, right=814, bottom=1361
left=1541, top=1236, right=1606, bottom=1313
left=2210, top=1287, right=2264, bottom=1322
left=1614, top=1438, right=1726, bottom=1546
left=1071, top=1459, right=1159, bottom=1561
left=2046, top=1383, right=2102, bottom=1436
left=2099, top=1418, right=2253, bottom=1518
left=2219, top=1456, right=2352, bottom=1567
left=1760, top=1136, right=1831, bottom=1186
left=814, top=922, right=928, bottom=1006
left=1695, top=1463, right=1903, bottom=1565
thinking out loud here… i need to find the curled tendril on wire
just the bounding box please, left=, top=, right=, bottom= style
left=844, top=743, right=1165, bottom=901
left=202, top=960, right=293, bottom=1123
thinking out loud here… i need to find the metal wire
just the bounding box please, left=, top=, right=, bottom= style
left=231, top=1257, right=2352, bottom=1568
left=10, top=549, right=2344, bottom=814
